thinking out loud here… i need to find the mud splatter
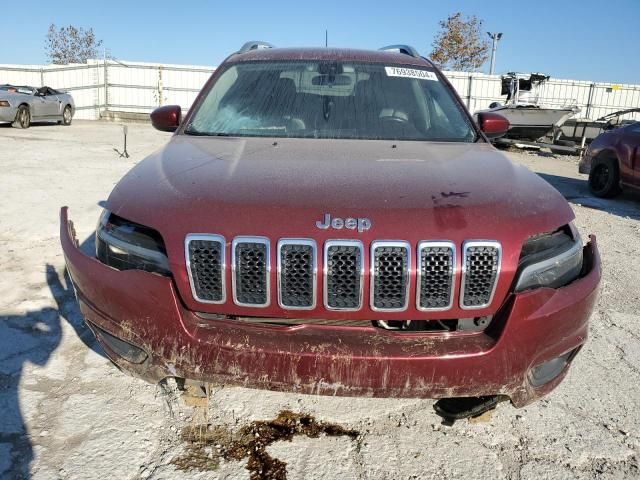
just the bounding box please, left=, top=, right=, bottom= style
left=171, top=410, right=360, bottom=479
left=440, top=191, right=470, bottom=198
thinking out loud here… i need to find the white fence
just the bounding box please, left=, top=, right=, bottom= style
left=0, top=60, right=214, bottom=120
left=1, top=60, right=639, bottom=121
left=444, top=72, right=640, bottom=121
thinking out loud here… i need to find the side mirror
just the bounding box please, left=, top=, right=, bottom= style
left=477, top=112, right=510, bottom=139
left=150, top=105, right=181, bottom=132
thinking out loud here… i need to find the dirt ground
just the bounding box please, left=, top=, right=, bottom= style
left=1, top=121, right=639, bottom=480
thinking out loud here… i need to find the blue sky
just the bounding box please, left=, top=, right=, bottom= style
left=1, top=0, right=638, bottom=84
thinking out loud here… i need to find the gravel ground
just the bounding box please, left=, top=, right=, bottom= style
left=0, top=121, right=639, bottom=480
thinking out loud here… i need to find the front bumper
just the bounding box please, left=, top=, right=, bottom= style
left=60, top=208, right=601, bottom=407
left=579, top=151, right=593, bottom=174
left=0, top=106, right=18, bottom=122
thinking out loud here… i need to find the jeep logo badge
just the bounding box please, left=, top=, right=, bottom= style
left=315, top=213, right=371, bottom=233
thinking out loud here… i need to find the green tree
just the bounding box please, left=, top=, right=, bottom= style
left=430, top=13, right=490, bottom=71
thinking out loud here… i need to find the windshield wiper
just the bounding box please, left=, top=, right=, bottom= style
left=184, top=127, right=233, bottom=137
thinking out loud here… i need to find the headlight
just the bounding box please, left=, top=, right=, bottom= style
left=515, top=224, right=583, bottom=292
left=0, top=100, right=10, bottom=107
left=96, top=210, right=170, bottom=275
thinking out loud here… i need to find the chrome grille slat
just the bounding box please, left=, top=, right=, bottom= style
left=417, top=241, right=455, bottom=311
left=186, top=235, right=502, bottom=312
left=232, top=237, right=270, bottom=307
left=185, top=234, right=226, bottom=304
left=324, top=240, right=364, bottom=311
left=460, top=241, right=501, bottom=309
left=277, top=239, right=317, bottom=310
left=370, top=241, right=410, bottom=311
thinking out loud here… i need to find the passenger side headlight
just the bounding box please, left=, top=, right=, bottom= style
left=96, top=210, right=170, bottom=275
left=515, top=224, right=583, bottom=292
left=0, top=100, right=10, bottom=107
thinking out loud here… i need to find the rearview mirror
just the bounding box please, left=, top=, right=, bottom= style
left=150, top=105, right=181, bottom=132
left=476, top=112, right=510, bottom=139
left=311, top=74, right=352, bottom=86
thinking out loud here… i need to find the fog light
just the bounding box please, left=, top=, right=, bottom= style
left=92, top=324, right=148, bottom=364
left=529, top=350, right=575, bottom=387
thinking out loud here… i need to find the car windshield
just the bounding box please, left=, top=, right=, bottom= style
left=186, top=61, right=476, bottom=142
left=0, top=85, right=34, bottom=95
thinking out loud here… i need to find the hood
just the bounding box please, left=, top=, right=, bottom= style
left=108, top=136, right=573, bottom=244
left=107, top=136, right=575, bottom=319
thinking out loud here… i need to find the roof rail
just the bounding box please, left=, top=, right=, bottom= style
left=379, top=44, right=420, bottom=58
left=238, top=41, right=275, bottom=54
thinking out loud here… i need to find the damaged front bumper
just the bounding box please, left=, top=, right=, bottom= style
left=0, top=105, right=18, bottom=123
left=60, top=208, right=601, bottom=407
left=578, top=151, right=593, bottom=175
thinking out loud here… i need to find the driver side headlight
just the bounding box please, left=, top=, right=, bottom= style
left=96, top=210, right=171, bottom=276
left=515, top=224, right=583, bottom=292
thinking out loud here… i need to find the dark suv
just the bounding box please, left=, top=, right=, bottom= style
left=61, top=42, right=600, bottom=419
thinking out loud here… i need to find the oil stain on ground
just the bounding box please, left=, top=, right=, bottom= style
left=172, top=409, right=360, bottom=479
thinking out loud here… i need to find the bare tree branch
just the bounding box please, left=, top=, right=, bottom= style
left=45, top=24, right=104, bottom=65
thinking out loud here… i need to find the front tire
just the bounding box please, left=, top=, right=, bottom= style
left=62, top=105, right=72, bottom=126
left=13, top=105, right=30, bottom=129
left=589, top=157, right=622, bottom=198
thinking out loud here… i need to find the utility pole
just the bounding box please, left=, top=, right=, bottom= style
left=103, top=47, right=108, bottom=116
left=325, top=29, right=328, bottom=47
left=487, top=32, right=502, bottom=75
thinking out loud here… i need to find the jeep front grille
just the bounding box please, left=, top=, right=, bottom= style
left=417, top=241, right=455, bottom=311
left=232, top=237, right=270, bottom=307
left=371, top=241, right=410, bottom=311
left=185, top=234, right=225, bottom=304
left=460, top=241, right=501, bottom=309
left=324, top=241, right=364, bottom=311
left=277, top=239, right=316, bottom=309
left=185, top=235, right=502, bottom=312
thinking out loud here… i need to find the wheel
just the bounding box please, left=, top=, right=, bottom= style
left=62, top=105, right=72, bottom=126
left=13, top=105, right=30, bottom=129
left=589, top=157, right=622, bottom=198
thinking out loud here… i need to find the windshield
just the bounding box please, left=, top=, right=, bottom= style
left=0, top=85, right=34, bottom=95
left=186, top=61, right=476, bottom=142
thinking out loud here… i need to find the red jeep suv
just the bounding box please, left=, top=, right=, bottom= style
left=61, top=43, right=600, bottom=419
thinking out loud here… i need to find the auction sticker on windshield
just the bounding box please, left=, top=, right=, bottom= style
left=385, top=66, right=438, bottom=81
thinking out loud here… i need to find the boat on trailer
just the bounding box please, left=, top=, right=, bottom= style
left=560, top=107, right=640, bottom=144
left=477, top=73, right=579, bottom=141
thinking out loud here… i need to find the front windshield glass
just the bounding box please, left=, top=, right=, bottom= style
left=186, top=61, right=476, bottom=142
left=0, top=85, right=34, bottom=95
